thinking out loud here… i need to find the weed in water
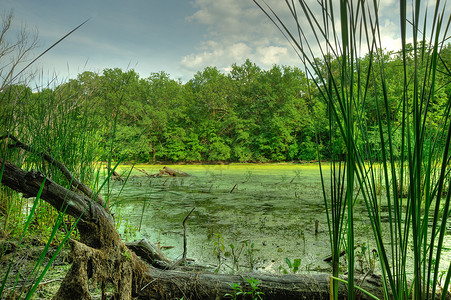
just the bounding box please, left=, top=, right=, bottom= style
left=211, top=233, right=225, bottom=272
left=254, top=0, right=451, bottom=298
left=226, top=242, right=245, bottom=272
left=279, top=257, right=301, bottom=274
left=243, top=240, right=258, bottom=270
left=355, top=243, right=378, bottom=275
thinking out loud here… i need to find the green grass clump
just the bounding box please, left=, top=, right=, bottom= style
left=254, top=0, right=451, bottom=299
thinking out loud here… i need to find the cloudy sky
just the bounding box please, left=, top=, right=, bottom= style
left=2, top=0, right=448, bottom=86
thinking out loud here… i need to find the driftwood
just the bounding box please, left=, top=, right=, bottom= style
left=125, top=239, right=172, bottom=269
left=106, top=166, right=125, bottom=182
left=0, top=140, right=389, bottom=299
left=144, top=166, right=191, bottom=178
left=136, top=168, right=152, bottom=177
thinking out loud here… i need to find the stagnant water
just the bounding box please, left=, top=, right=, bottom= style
left=105, top=163, right=451, bottom=276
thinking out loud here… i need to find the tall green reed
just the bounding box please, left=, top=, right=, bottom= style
left=254, top=0, right=451, bottom=298
left=0, top=83, right=103, bottom=298
left=0, top=14, right=110, bottom=298
left=0, top=34, right=140, bottom=300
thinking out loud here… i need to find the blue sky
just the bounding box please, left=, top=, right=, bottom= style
left=2, top=0, right=449, bottom=87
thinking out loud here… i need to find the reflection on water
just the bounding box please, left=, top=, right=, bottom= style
left=104, top=164, right=450, bottom=275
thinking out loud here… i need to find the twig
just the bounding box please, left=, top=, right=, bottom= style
left=5, top=278, right=63, bottom=291
left=167, top=207, right=196, bottom=270
left=10, top=19, right=89, bottom=83
left=182, top=207, right=195, bottom=260
left=140, top=277, right=158, bottom=291
left=136, top=168, right=151, bottom=176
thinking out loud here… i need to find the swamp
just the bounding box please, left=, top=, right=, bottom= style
left=110, top=163, right=451, bottom=277
left=1, top=0, right=451, bottom=298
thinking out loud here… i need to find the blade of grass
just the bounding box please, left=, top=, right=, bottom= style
left=0, top=178, right=46, bottom=297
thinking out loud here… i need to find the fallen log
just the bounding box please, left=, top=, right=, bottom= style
left=124, top=238, right=386, bottom=299
left=162, top=166, right=190, bottom=177
left=123, top=237, right=386, bottom=299
left=106, top=166, right=125, bottom=182
left=146, top=166, right=191, bottom=178
left=0, top=133, right=110, bottom=213
left=138, top=267, right=385, bottom=299
left=125, top=239, right=171, bottom=268
left=136, top=168, right=151, bottom=177
left=1, top=154, right=388, bottom=299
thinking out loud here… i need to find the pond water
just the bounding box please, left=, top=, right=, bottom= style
left=104, top=163, right=451, bottom=276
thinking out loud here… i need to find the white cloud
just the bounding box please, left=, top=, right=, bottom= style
left=180, top=41, right=252, bottom=72
left=182, top=0, right=300, bottom=73
left=257, top=46, right=288, bottom=66
left=7, top=0, right=447, bottom=87
left=378, top=19, right=403, bottom=52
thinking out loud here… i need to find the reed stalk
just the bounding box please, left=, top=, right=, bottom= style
left=0, top=15, right=106, bottom=298
left=254, top=0, right=451, bottom=298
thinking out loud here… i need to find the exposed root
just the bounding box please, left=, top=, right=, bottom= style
left=53, top=217, right=148, bottom=300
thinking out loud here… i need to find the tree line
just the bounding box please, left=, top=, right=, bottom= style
left=2, top=43, right=450, bottom=163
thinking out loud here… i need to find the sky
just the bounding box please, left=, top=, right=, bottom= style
left=2, top=0, right=448, bottom=87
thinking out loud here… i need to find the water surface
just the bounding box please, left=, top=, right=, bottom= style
left=105, top=163, right=450, bottom=275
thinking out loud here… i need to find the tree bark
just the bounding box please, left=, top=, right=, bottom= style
left=137, top=268, right=385, bottom=300
left=0, top=134, right=109, bottom=213
left=0, top=158, right=387, bottom=299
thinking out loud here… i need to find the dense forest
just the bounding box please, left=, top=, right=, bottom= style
left=2, top=43, right=450, bottom=163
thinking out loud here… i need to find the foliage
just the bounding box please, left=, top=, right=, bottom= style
left=8, top=46, right=448, bottom=164
left=279, top=257, right=301, bottom=274
left=224, top=276, right=264, bottom=300
left=0, top=13, right=112, bottom=298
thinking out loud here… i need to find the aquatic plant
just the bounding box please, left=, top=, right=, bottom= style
left=0, top=13, right=124, bottom=298
left=224, top=282, right=243, bottom=300
left=279, top=257, right=301, bottom=274
left=254, top=0, right=451, bottom=299
left=211, top=233, right=226, bottom=272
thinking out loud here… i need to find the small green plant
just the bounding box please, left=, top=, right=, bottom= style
left=122, top=221, right=138, bottom=242
left=224, top=282, right=243, bottom=300
left=355, top=243, right=378, bottom=275
left=211, top=233, right=225, bottom=272
left=225, top=242, right=245, bottom=272
left=122, top=250, right=131, bottom=261
left=211, top=238, right=257, bottom=273
left=243, top=276, right=264, bottom=300
left=279, top=257, right=301, bottom=274
left=225, top=277, right=264, bottom=300
left=243, top=240, right=258, bottom=270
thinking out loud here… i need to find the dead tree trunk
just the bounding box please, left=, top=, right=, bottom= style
left=0, top=156, right=387, bottom=299
left=145, top=166, right=191, bottom=178
left=162, top=166, right=190, bottom=177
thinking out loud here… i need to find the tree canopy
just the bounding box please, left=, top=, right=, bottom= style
left=2, top=45, right=450, bottom=163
